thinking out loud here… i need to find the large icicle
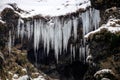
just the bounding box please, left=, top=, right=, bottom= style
left=63, top=19, right=72, bottom=52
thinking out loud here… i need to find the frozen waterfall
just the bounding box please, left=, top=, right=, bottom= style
left=7, top=8, right=100, bottom=62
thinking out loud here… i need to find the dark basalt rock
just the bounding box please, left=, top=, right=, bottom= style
left=1, top=8, right=19, bottom=21
left=90, top=0, right=120, bottom=10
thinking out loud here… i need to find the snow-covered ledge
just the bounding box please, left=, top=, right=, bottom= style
left=85, top=19, right=120, bottom=40
left=0, top=0, right=91, bottom=18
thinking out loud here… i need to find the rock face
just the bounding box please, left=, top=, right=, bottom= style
left=85, top=1, right=120, bottom=80
left=0, top=21, right=7, bottom=49
left=90, top=0, right=120, bottom=10
left=0, top=8, right=52, bottom=80
left=85, top=19, right=120, bottom=80
left=1, top=8, right=19, bottom=27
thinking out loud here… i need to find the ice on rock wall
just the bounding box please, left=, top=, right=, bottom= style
left=7, top=8, right=100, bottom=62
left=82, top=8, right=100, bottom=35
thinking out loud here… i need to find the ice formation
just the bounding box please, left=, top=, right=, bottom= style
left=7, top=8, right=100, bottom=62
left=82, top=8, right=100, bottom=35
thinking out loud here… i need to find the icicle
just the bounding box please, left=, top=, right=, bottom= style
left=17, top=18, right=24, bottom=38
left=12, top=35, right=15, bottom=46
left=81, top=8, right=100, bottom=35
left=53, top=18, right=63, bottom=61
left=63, top=19, right=72, bottom=52
left=70, top=44, right=73, bottom=61
left=81, top=10, right=90, bottom=35
left=34, top=19, right=41, bottom=51
left=92, top=9, right=101, bottom=29
left=79, top=47, right=81, bottom=61
left=8, top=31, right=12, bottom=53
left=17, top=18, right=21, bottom=38
left=26, top=21, right=32, bottom=39
left=73, top=18, right=78, bottom=40
left=81, top=8, right=100, bottom=60
left=73, top=46, right=75, bottom=59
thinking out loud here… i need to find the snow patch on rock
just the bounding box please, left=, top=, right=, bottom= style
left=94, top=69, right=114, bottom=77
left=85, top=19, right=120, bottom=39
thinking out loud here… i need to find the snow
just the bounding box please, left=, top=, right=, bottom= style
left=33, top=76, right=45, bottom=80
left=85, top=19, right=120, bottom=39
left=0, top=4, right=13, bottom=13
left=12, top=75, right=46, bottom=80
left=94, top=69, right=114, bottom=77
left=22, top=68, right=27, bottom=72
left=12, top=74, right=18, bottom=79
left=86, top=54, right=93, bottom=62
left=0, top=19, right=6, bottom=24
left=101, top=78, right=110, bottom=80
left=0, top=0, right=90, bottom=17
left=17, top=75, right=29, bottom=80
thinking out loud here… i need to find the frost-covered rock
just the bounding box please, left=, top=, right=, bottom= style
left=17, top=75, right=30, bottom=80
left=94, top=69, right=116, bottom=80
left=86, top=54, right=93, bottom=64
left=101, top=78, right=110, bottom=80
left=33, top=76, right=45, bottom=80
left=85, top=19, right=120, bottom=40
left=13, top=74, right=19, bottom=79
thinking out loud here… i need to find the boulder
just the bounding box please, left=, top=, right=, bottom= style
left=90, top=0, right=120, bottom=10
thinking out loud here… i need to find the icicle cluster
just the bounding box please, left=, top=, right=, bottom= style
left=82, top=8, right=100, bottom=35
left=16, top=17, right=79, bottom=61
left=7, top=8, right=100, bottom=62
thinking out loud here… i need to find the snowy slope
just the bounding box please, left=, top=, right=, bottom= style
left=0, top=0, right=90, bottom=17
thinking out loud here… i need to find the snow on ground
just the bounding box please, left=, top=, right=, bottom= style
left=94, top=69, right=114, bottom=77
left=0, top=0, right=90, bottom=17
left=85, top=19, right=120, bottom=39
left=33, top=76, right=45, bottom=80
left=0, top=19, right=5, bottom=24
left=12, top=75, right=46, bottom=80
